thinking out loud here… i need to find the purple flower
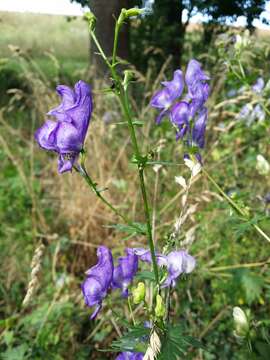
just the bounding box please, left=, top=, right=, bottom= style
left=150, top=70, right=184, bottom=123
left=35, top=81, right=92, bottom=173
left=192, top=107, right=208, bottom=149
left=81, top=246, right=113, bottom=319
left=112, top=249, right=138, bottom=297
left=115, top=352, right=144, bottom=360
left=185, top=59, right=210, bottom=89
left=150, top=59, right=210, bottom=159
left=162, top=250, right=196, bottom=288
left=185, top=59, right=210, bottom=117
left=252, top=77, right=264, bottom=94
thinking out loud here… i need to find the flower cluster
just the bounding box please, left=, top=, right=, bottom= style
left=150, top=59, right=210, bottom=159
left=81, top=246, right=196, bottom=319
left=35, top=81, right=92, bottom=173
left=238, top=76, right=267, bottom=126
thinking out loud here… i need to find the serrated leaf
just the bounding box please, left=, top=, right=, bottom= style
left=158, top=325, right=206, bottom=360
left=105, top=222, right=147, bottom=236
left=240, top=270, right=264, bottom=304
left=109, top=325, right=150, bottom=353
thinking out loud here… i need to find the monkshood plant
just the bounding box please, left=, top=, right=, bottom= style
left=34, top=7, right=270, bottom=359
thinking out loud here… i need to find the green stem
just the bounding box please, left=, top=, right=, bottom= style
left=202, top=167, right=270, bottom=243
left=88, top=21, right=159, bottom=286
left=128, top=296, right=136, bottom=325
left=119, top=89, right=159, bottom=285
left=112, top=21, right=120, bottom=65
left=90, top=30, right=112, bottom=69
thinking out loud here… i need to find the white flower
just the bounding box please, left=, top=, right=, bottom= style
left=256, top=154, right=270, bottom=176
left=233, top=307, right=249, bottom=337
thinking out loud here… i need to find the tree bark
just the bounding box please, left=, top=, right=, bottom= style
left=89, top=0, right=130, bottom=74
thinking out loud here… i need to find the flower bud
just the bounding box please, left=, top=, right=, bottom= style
left=123, top=70, right=135, bottom=91
left=132, top=282, right=145, bottom=304
left=154, top=294, right=165, bottom=318
left=84, top=12, right=96, bottom=31
left=233, top=307, right=249, bottom=338
left=256, top=154, right=270, bottom=176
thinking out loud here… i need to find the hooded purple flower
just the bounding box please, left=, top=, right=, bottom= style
left=115, top=352, right=144, bottom=360
left=185, top=59, right=210, bottom=117
left=35, top=80, right=92, bottom=173
left=112, top=249, right=138, bottom=297
left=81, top=246, right=113, bottom=319
left=162, top=250, right=196, bottom=288
left=150, top=70, right=184, bottom=123
left=252, top=77, right=264, bottom=94
left=150, top=59, right=210, bottom=159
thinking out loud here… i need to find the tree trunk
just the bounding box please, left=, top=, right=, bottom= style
left=89, top=0, right=130, bottom=74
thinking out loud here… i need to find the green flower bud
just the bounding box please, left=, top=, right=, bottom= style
left=118, top=8, right=143, bottom=25
left=123, top=70, right=135, bottom=91
left=155, top=294, right=165, bottom=318
left=233, top=307, right=249, bottom=338
left=84, top=12, right=96, bottom=31
left=132, top=282, right=145, bottom=304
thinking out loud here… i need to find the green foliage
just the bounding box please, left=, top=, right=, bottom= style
left=158, top=325, right=206, bottom=359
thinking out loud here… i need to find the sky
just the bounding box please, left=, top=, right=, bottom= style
left=0, top=0, right=270, bottom=29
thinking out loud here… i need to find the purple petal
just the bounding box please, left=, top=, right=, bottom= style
left=55, top=121, right=82, bottom=153
left=35, top=120, right=58, bottom=151
left=151, top=70, right=184, bottom=110
left=90, top=303, right=102, bottom=320
left=48, top=85, right=76, bottom=119
left=150, top=88, right=174, bottom=109
left=252, top=77, right=264, bottom=94
left=161, top=69, right=184, bottom=100
left=112, top=248, right=138, bottom=296
left=192, top=107, right=208, bottom=148
left=170, top=101, right=190, bottom=139
left=82, top=246, right=113, bottom=319
left=155, top=108, right=168, bottom=124
left=57, top=154, right=77, bottom=173
left=185, top=59, right=210, bottom=88
left=133, top=248, right=167, bottom=266
left=115, top=352, right=144, bottom=360
left=162, top=250, right=196, bottom=288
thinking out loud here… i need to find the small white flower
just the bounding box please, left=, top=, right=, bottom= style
left=256, top=154, right=270, bottom=176
left=233, top=307, right=249, bottom=337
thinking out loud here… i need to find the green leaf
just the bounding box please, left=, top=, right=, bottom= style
left=105, top=222, right=147, bottom=236
left=158, top=325, right=206, bottom=360
left=2, top=344, right=28, bottom=360
left=254, top=341, right=270, bottom=360
left=240, top=270, right=264, bottom=304
left=107, top=325, right=150, bottom=353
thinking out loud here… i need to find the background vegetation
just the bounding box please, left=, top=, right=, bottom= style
left=0, top=7, right=270, bottom=360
